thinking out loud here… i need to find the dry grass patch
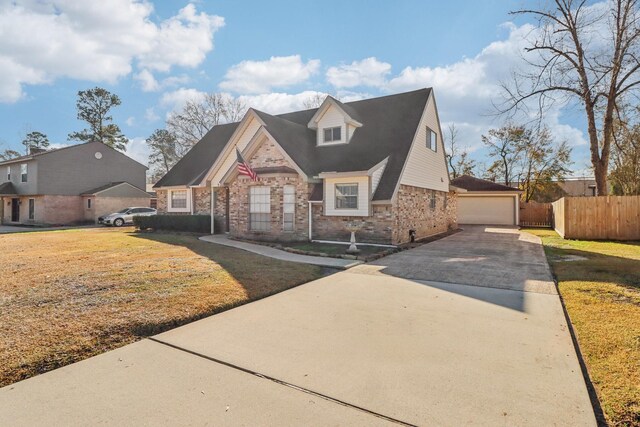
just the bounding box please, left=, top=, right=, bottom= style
left=524, top=229, right=640, bottom=426
left=0, top=227, right=325, bottom=387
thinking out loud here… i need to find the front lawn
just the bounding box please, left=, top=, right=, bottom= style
left=524, top=229, right=640, bottom=426
left=0, top=228, right=325, bottom=387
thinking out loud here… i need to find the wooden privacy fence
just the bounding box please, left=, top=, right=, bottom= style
left=552, top=196, right=640, bottom=240
left=519, top=202, right=552, bottom=227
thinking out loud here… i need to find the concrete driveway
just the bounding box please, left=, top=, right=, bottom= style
left=0, top=226, right=596, bottom=426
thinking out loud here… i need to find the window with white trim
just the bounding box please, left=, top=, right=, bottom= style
left=20, top=163, right=28, bottom=182
left=283, top=185, right=295, bottom=231
left=426, top=127, right=437, bottom=152
left=170, top=190, right=187, bottom=209
left=323, top=126, right=341, bottom=143
left=249, top=186, right=270, bottom=231
left=6, top=166, right=10, bottom=181
left=335, top=183, right=358, bottom=209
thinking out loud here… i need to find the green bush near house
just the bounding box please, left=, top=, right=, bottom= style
left=134, top=215, right=212, bottom=233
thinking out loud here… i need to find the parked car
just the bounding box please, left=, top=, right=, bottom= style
left=99, top=207, right=156, bottom=227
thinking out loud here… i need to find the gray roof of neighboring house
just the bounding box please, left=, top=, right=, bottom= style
left=0, top=141, right=148, bottom=169
left=80, top=181, right=150, bottom=197
left=0, top=181, right=17, bottom=195
left=154, top=88, right=431, bottom=200
left=451, top=175, right=521, bottom=192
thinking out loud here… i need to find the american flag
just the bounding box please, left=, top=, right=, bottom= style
left=236, top=148, right=258, bottom=181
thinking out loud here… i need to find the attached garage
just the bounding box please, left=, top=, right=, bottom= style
left=451, top=175, right=521, bottom=226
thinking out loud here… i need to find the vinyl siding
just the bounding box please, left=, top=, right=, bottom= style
left=211, top=117, right=262, bottom=185
left=324, top=175, right=369, bottom=216
left=371, top=158, right=388, bottom=196
left=399, top=95, right=449, bottom=192
left=316, top=106, right=346, bottom=146
left=3, top=159, right=38, bottom=195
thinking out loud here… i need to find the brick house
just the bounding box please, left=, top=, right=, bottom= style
left=154, top=89, right=457, bottom=245
left=0, top=141, right=149, bottom=226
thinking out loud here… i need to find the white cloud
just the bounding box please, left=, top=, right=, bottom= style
left=159, top=87, right=206, bottom=111
left=220, top=55, right=320, bottom=94
left=0, top=1, right=224, bottom=102
left=126, top=116, right=135, bottom=126
left=134, top=69, right=159, bottom=92
left=125, top=137, right=150, bottom=166
left=145, top=107, right=159, bottom=122
left=237, top=91, right=327, bottom=115
left=326, top=57, right=391, bottom=88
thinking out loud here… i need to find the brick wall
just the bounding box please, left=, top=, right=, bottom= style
left=193, top=187, right=211, bottom=214
left=311, top=203, right=394, bottom=244
left=393, top=185, right=457, bottom=244
left=42, top=195, right=84, bottom=225
left=156, top=189, right=167, bottom=212
left=229, top=175, right=309, bottom=241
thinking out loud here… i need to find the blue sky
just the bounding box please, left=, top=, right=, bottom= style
left=0, top=0, right=593, bottom=175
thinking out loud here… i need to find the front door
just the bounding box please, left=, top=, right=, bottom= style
left=11, top=198, right=19, bottom=222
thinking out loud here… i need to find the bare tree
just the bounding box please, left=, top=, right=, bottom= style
left=146, top=129, right=179, bottom=181
left=444, top=124, right=476, bottom=178
left=610, top=106, right=640, bottom=194
left=302, top=93, right=329, bottom=109
left=501, top=0, right=640, bottom=195
left=166, top=93, right=247, bottom=156
left=482, top=124, right=527, bottom=186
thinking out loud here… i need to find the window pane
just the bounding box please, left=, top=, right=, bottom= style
left=283, top=185, right=295, bottom=231
left=335, top=184, right=358, bottom=209
left=171, top=190, right=187, bottom=209
left=324, top=128, right=332, bottom=142
left=333, top=127, right=341, bottom=141
left=432, top=130, right=437, bottom=151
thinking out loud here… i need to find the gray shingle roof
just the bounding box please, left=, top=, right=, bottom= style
left=154, top=88, right=431, bottom=200
left=0, top=181, right=17, bottom=195
left=451, top=175, right=521, bottom=192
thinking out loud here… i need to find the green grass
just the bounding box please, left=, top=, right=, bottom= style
left=524, top=228, right=640, bottom=426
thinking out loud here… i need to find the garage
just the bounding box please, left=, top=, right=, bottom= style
left=451, top=175, right=521, bottom=226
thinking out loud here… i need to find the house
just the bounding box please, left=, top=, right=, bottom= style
left=450, top=175, right=522, bottom=225
left=0, top=141, right=149, bottom=226
left=154, top=89, right=457, bottom=245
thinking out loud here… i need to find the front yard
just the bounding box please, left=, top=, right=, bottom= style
left=0, top=227, right=325, bottom=387
left=525, top=229, right=640, bottom=426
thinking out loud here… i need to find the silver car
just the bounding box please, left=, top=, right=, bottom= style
left=99, top=207, right=157, bottom=227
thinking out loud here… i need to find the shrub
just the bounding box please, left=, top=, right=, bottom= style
left=134, top=215, right=212, bottom=233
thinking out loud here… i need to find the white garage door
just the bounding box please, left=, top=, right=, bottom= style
left=457, top=195, right=516, bottom=225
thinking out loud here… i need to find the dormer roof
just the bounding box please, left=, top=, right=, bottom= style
left=307, top=95, right=363, bottom=129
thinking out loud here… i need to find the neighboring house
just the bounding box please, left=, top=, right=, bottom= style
left=0, top=141, right=149, bottom=225
left=154, top=89, right=457, bottom=245
left=451, top=175, right=522, bottom=225
left=556, top=177, right=597, bottom=197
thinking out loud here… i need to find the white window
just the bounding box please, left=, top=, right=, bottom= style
left=170, top=190, right=187, bottom=209
left=323, top=126, right=341, bottom=143
left=6, top=166, right=10, bottom=181
left=335, top=183, right=358, bottom=209
left=283, top=185, right=295, bottom=231
left=20, top=164, right=27, bottom=183
left=427, top=127, right=437, bottom=152
left=249, top=186, right=270, bottom=231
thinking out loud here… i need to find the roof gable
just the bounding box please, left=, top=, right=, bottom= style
left=307, top=96, right=363, bottom=129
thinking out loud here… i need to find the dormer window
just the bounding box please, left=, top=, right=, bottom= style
left=323, top=126, right=342, bottom=143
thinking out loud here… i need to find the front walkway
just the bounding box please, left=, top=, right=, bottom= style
left=0, top=227, right=596, bottom=426
left=199, top=234, right=362, bottom=269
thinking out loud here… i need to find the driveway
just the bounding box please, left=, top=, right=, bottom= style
left=0, top=226, right=595, bottom=426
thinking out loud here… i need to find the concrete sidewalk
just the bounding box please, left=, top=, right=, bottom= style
left=199, top=234, right=362, bottom=269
